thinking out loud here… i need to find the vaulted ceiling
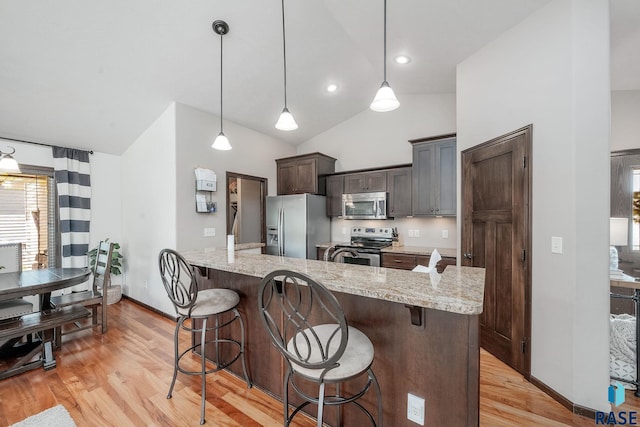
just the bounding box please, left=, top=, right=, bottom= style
left=0, top=1, right=637, bottom=155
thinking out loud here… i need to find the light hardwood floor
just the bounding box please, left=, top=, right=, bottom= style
left=0, top=299, right=638, bottom=426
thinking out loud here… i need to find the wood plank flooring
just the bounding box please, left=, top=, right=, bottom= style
left=0, top=299, right=637, bottom=426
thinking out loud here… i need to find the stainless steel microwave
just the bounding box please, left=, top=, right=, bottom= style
left=342, top=192, right=387, bottom=220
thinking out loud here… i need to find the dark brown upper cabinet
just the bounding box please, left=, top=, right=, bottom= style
left=343, top=171, right=387, bottom=194
left=411, top=134, right=457, bottom=216
left=276, top=153, right=336, bottom=195
left=387, top=167, right=412, bottom=218
left=325, top=174, right=344, bottom=217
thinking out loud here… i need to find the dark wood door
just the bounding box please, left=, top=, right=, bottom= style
left=461, top=125, right=531, bottom=377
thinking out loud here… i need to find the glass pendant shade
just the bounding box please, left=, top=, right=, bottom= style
left=212, top=131, right=232, bottom=150
left=275, top=107, right=298, bottom=131
left=370, top=81, right=400, bottom=112
left=0, top=153, right=21, bottom=173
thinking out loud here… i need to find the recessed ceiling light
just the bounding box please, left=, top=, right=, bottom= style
left=326, top=83, right=338, bottom=93
left=394, top=55, right=411, bottom=64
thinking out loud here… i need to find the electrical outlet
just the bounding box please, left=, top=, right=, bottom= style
left=204, top=227, right=216, bottom=237
left=143, top=280, right=148, bottom=289
left=407, top=393, right=425, bottom=425
left=408, top=229, right=415, bottom=238
left=414, top=229, right=420, bottom=238
left=551, top=236, right=562, bottom=254
left=442, top=229, right=449, bottom=239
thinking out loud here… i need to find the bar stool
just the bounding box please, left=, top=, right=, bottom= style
left=258, top=269, right=382, bottom=427
left=158, top=249, right=251, bottom=425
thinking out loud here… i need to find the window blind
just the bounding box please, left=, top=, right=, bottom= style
left=0, top=173, right=54, bottom=271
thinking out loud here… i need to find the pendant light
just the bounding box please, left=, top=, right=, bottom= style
left=370, top=0, right=400, bottom=112
left=275, top=0, right=298, bottom=131
left=0, top=146, right=21, bottom=173
left=212, top=20, right=232, bottom=150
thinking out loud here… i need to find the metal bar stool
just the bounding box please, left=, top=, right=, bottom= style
left=258, top=269, right=382, bottom=427
left=159, top=249, right=251, bottom=425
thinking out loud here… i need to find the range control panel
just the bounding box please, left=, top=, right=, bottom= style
left=350, top=227, right=393, bottom=239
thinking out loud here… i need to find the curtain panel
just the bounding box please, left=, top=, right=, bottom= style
left=52, top=147, right=91, bottom=286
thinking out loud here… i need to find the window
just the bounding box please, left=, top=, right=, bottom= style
left=0, top=166, right=58, bottom=270
left=633, top=168, right=640, bottom=251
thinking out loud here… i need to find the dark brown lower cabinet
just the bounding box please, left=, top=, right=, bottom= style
left=196, top=268, right=480, bottom=427
left=382, top=252, right=456, bottom=273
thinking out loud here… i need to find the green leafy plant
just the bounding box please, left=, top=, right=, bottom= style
left=87, top=239, right=123, bottom=277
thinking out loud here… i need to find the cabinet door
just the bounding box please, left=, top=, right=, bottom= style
left=412, top=138, right=456, bottom=216
left=387, top=167, right=412, bottom=217
left=277, top=159, right=317, bottom=195
left=294, top=159, right=317, bottom=194
left=381, top=253, right=417, bottom=270
left=435, top=140, right=456, bottom=215
left=344, top=171, right=387, bottom=193
left=277, top=162, right=297, bottom=195
left=326, top=175, right=344, bottom=216
left=344, top=174, right=366, bottom=193
left=412, top=143, right=435, bottom=215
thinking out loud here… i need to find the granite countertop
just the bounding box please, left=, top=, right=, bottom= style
left=234, top=242, right=265, bottom=250
left=182, top=248, right=484, bottom=315
left=381, top=245, right=457, bottom=258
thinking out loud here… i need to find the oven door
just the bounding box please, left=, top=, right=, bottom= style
left=335, top=251, right=380, bottom=267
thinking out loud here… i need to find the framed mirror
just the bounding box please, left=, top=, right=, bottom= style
left=226, top=172, right=267, bottom=247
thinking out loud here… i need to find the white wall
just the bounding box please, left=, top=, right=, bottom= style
left=457, top=0, right=610, bottom=412
left=121, top=103, right=177, bottom=314
left=174, top=103, right=295, bottom=251
left=0, top=138, right=122, bottom=284
left=611, top=90, right=640, bottom=151
left=121, top=102, right=294, bottom=316
left=297, top=94, right=456, bottom=172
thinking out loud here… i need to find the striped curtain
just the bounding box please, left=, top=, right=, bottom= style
left=53, top=147, right=91, bottom=290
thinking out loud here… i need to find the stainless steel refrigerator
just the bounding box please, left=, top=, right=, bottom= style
left=266, top=194, right=330, bottom=259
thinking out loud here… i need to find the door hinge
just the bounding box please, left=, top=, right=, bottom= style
left=521, top=339, right=527, bottom=353
left=523, top=156, right=527, bottom=168
left=521, top=249, right=526, bottom=262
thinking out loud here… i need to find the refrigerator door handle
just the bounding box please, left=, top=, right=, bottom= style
left=278, top=207, right=284, bottom=256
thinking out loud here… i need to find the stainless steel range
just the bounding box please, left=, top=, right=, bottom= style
left=329, top=226, right=394, bottom=267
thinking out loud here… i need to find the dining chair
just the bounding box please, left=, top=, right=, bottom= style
left=51, top=240, right=113, bottom=346
left=158, top=248, right=251, bottom=425
left=258, top=269, right=383, bottom=427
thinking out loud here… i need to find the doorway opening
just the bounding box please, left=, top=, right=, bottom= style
left=226, top=172, right=267, bottom=247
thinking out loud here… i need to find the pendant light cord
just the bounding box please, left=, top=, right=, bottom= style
left=383, top=0, right=387, bottom=83
left=281, top=0, right=288, bottom=108
left=220, top=30, right=224, bottom=132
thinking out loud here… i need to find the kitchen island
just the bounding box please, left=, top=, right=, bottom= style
left=182, top=248, right=485, bottom=426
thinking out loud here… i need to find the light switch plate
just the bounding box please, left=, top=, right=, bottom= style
left=551, top=236, right=563, bottom=254
left=204, top=227, right=216, bottom=237
left=408, top=229, right=415, bottom=238
left=442, top=229, right=449, bottom=239
left=414, top=229, right=420, bottom=237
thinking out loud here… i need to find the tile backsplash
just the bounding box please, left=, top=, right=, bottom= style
left=330, top=217, right=457, bottom=249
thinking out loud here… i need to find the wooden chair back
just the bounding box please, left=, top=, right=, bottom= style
left=93, top=241, right=113, bottom=291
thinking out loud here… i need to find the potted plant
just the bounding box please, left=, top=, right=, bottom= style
left=87, top=239, right=124, bottom=304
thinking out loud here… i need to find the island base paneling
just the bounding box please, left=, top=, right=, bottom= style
left=196, top=268, right=479, bottom=426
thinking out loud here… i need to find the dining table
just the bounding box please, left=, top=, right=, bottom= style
left=0, top=267, right=91, bottom=378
